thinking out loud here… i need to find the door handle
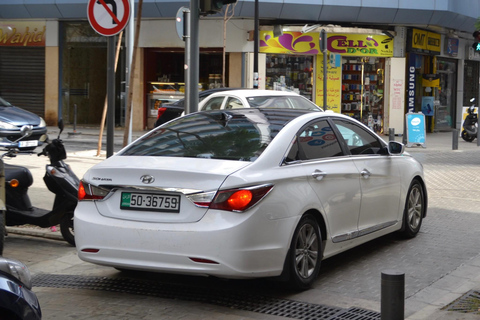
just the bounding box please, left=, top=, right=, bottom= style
left=361, top=169, right=371, bottom=179
left=312, top=169, right=326, bottom=181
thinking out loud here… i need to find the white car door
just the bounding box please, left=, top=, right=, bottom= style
left=332, top=119, right=402, bottom=236
left=285, top=119, right=361, bottom=243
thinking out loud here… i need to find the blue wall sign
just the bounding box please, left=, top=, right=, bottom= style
left=407, top=54, right=416, bottom=113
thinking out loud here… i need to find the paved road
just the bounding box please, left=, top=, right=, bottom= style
left=4, top=130, right=480, bottom=319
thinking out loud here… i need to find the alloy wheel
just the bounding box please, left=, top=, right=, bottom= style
left=294, top=223, right=319, bottom=279
left=407, top=185, right=423, bottom=230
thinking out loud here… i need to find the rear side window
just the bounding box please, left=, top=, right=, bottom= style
left=286, top=120, right=344, bottom=162
left=201, top=97, right=225, bottom=111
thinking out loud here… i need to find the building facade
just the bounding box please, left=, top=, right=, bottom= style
left=1, top=0, right=479, bottom=134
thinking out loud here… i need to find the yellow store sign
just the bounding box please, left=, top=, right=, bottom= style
left=260, top=31, right=320, bottom=55
left=327, top=34, right=394, bottom=57
left=315, top=55, right=342, bottom=113
left=0, top=21, right=46, bottom=47
left=409, top=28, right=441, bottom=54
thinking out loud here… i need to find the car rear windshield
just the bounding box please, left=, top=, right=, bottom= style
left=246, top=96, right=321, bottom=111
left=121, top=109, right=308, bottom=161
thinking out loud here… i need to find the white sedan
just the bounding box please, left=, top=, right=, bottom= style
left=75, top=108, right=427, bottom=289
left=198, top=89, right=322, bottom=112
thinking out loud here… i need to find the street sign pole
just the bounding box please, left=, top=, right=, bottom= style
left=107, top=35, right=115, bottom=157
left=87, top=0, right=130, bottom=157
left=188, top=0, right=199, bottom=113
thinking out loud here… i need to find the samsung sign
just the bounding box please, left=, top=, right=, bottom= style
left=407, top=56, right=416, bottom=113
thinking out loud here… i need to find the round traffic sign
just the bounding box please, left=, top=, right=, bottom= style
left=87, top=0, right=130, bottom=36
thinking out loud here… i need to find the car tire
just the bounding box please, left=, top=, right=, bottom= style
left=60, top=213, right=75, bottom=246
left=461, top=130, right=475, bottom=142
left=400, top=180, right=425, bottom=238
left=288, top=214, right=322, bottom=290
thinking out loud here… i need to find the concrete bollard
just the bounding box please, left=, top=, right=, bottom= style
left=381, top=270, right=404, bottom=320
left=452, top=129, right=458, bottom=150
left=389, top=128, right=395, bottom=141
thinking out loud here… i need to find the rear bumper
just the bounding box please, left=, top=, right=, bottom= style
left=75, top=201, right=296, bottom=279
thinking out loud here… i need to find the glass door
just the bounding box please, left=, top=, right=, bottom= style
left=435, top=58, right=456, bottom=130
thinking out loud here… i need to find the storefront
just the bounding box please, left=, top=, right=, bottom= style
left=260, top=30, right=393, bottom=133
left=144, top=48, right=228, bottom=129
left=406, top=28, right=454, bottom=132
left=0, top=21, right=46, bottom=117
left=330, top=33, right=393, bottom=133
left=60, top=22, right=122, bottom=126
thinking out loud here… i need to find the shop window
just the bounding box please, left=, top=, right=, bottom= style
left=265, top=54, right=314, bottom=101
left=341, top=57, right=385, bottom=133
left=463, top=61, right=479, bottom=105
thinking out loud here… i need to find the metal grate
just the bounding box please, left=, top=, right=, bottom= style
left=33, top=274, right=380, bottom=320
left=329, top=307, right=381, bottom=320
left=444, top=290, right=480, bottom=314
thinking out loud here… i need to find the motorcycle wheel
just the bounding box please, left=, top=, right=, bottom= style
left=60, top=213, right=75, bottom=246
left=461, top=130, right=476, bottom=142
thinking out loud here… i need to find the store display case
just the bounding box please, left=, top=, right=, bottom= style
left=341, top=57, right=385, bottom=133
left=265, top=54, right=314, bottom=100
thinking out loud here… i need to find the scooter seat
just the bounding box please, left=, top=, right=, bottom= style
left=4, top=164, right=33, bottom=188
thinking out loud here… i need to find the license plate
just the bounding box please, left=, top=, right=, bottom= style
left=19, top=140, right=38, bottom=148
left=120, top=192, right=180, bottom=212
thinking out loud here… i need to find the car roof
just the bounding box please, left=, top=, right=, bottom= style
left=208, top=89, right=302, bottom=97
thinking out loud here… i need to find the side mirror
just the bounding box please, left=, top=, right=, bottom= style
left=58, top=119, right=64, bottom=132
left=388, top=141, right=405, bottom=155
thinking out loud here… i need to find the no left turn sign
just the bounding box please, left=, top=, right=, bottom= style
left=87, top=0, right=130, bottom=36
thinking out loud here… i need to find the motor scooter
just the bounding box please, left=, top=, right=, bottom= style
left=2, top=120, right=79, bottom=246
left=461, top=98, right=478, bottom=142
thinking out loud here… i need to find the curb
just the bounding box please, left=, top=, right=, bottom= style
left=6, top=226, right=64, bottom=241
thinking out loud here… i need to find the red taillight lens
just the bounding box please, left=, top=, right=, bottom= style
left=78, top=180, right=109, bottom=201
left=156, top=107, right=167, bottom=119
left=227, top=190, right=252, bottom=211
left=78, top=181, right=87, bottom=200
left=209, top=185, right=273, bottom=212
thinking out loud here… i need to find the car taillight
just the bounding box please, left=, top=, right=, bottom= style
left=156, top=107, right=167, bottom=119
left=188, top=184, right=273, bottom=212
left=78, top=180, right=109, bottom=201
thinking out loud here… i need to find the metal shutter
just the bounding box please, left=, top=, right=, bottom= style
left=0, top=47, right=45, bottom=117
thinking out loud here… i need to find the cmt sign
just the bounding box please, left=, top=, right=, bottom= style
left=0, top=21, right=46, bottom=47
left=408, top=28, right=441, bottom=55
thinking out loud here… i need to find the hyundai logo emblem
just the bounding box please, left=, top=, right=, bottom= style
left=140, top=175, right=155, bottom=184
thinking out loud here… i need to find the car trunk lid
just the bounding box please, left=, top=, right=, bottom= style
left=83, top=156, right=251, bottom=223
